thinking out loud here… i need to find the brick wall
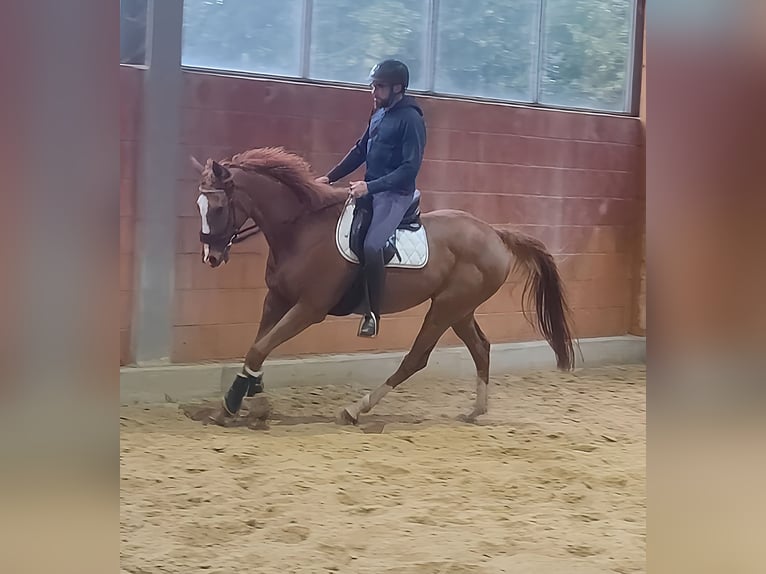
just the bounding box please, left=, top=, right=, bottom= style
left=171, top=71, right=644, bottom=363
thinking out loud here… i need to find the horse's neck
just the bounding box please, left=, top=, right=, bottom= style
left=238, top=175, right=293, bottom=249
left=236, top=169, right=339, bottom=257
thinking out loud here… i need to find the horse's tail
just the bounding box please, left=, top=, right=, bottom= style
left=494, top=227, right=576, bottom=371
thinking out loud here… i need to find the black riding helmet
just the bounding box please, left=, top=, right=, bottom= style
left=368, top=59, right=410, bottom=91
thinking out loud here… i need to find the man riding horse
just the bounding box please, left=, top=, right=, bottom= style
left=315, top=59, right=427, bottom=338
left=193, top=59, right=575, bottom=427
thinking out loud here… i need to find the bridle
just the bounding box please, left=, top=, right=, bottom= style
left=198, top=185, right=262, bottom=257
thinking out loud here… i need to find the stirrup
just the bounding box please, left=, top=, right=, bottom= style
left=357, top=313, right=379, bottom=338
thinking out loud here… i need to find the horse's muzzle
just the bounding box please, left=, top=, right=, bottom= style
left=202, top=242, right=231, bottom=268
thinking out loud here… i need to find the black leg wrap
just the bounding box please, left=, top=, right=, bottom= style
left=245, top=372, right=264, bottom=396
left=223, top=375, right=250, bottom=415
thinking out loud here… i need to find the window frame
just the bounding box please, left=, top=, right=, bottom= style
left=132, top=0, right=645, bottom=116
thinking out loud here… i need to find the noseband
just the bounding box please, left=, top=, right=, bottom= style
left=198, top=185, right=261, bottom=251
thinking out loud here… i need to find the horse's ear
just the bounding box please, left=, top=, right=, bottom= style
left=190, top=155, right=205, bottom=174
left=211, top=160, right=230, bottom=181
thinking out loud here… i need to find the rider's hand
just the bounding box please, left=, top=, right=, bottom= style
left=349, top=180, right=368, bottom=198
left=315, top=176, right=330, bottom=184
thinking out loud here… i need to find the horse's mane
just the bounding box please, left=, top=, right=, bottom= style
left=223, top=147, right=345, bottom=213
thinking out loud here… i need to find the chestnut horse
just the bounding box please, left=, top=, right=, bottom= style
left=192, top=147, right=575, bottom=425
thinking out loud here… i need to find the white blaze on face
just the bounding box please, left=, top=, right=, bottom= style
left=197, top=194, right=211, bottom=262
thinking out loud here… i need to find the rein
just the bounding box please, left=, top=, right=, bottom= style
left=198, top=176, right=350, bottom=249
left=231, top=190, right=350, bottom=245
left=230, top=222, right=260, bottom=244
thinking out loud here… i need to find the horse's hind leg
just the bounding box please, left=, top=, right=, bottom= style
left=339, top=301, right=456, bottom=425
left=452, top=314, right=491, bottom=422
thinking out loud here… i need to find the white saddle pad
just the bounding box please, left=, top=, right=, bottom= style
left=335, top=200, right=429, bottom=269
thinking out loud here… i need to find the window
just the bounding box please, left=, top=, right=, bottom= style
left=310, top=0, right=429, bottom=89
left=435, top=0, right=540, bottom=102
left=540, top=0, right=636, bottom=112
left=182, top=0, right=304, bottom=77
left=120, top=0, right=148, bottom=65
left=164, top=0, right=641, bottom=113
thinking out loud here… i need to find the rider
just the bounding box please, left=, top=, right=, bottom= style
left=316, top=59, right=427, bottom=338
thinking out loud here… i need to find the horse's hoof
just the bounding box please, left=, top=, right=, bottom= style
left=243, top=395, right=272, bottom=421
left=336, top=407, right=358, bottom=426
left=457, top=412, right=482, bottom=424
left=248, top=419, right=270, bottom=431
left=206, top=407, right=233, bottom=427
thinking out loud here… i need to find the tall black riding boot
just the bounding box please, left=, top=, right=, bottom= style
left=358, top=250, right=385, bottom=338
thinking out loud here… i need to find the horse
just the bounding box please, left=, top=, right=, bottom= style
left=191, top=147, right=576, bottom=426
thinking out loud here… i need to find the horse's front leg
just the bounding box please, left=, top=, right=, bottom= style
left=229, top=290, right=292, bottom=420
left=241, top=290, right=291, bottom=396
left=209, top=301, right=325, bottom=426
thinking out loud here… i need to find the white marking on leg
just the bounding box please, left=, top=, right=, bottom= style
left=244, top=366, right=263, bottom=378
left=197, top=194, right=211, bottom=262
left=365, top=384, right=392, bottom=413
left=475, top=376, right=488, bottom=415
left=346, top=383, right=393, bottom=421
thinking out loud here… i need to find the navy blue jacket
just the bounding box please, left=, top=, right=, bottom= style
left=326, top=95, right=426, bottom=195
